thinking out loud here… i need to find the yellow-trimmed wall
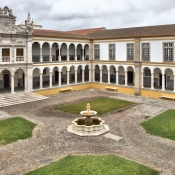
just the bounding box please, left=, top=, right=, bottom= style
left=34, top=83, right=135, bottom=96
left=141, top=89, right=175, bottom=99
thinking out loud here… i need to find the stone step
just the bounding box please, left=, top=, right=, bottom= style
left=0, top=92, right=49, bottom=108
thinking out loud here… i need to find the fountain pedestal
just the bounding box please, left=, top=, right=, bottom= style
left=67, top=103, right=109, bottom=136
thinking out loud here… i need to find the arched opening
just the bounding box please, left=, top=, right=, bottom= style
left=110, top=65, right=116, bottom=84
left=61, top=43, right=67, bottom=61
left=127, top=66, right=134, bottom=86
left=84, top=44, right=89, bottom=60
left=118, top=66, right=125, bottom=85
left=95, top=65, right=100, bottom=82
left=52, top=67, right=59, bottom=87
left=69, top=44, right=75, bottom=61
left=32, top=42, right=40, bottom=62
left=154, top=68, right=162, bottom=89
left=77, top=65, right=82, bottom=82
left=143, top=67, right=151, bottom=88
left=84, top=65, right=89, bottom=82
left=33, top=68, right=40, bottom=89
left=42, top=67, right=50, bottom=88
left=102, top=65, right=108, bottom=83
left=14, top=68, right=25, bottom=92
left=77, top=44, right=82, bottom=60
left=70, top=66, right=75, bottom=84
left=61, top=66, right=67, bottom=85
left=0, top=69, right=11, bottom=93
left=165, top=68, right=174, bottom=91
left=42, top=43, right=50, bottom=62
left=52, top=43, right=59, bottom=61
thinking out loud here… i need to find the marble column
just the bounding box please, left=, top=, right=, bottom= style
left=40, top=48, right=43, bottom=62
left=162, top=73, right=165, bottom=91
left=11, top=75, right=15, bottom=94
left=108, top=70, right=110, bottom=84
left=40, top=73, right=43, bottom=89
left=173, top=75, right=175, bottom=92
left=75, top=70, right=77, bottom=83
left=75, top=49, right=77, bottom=61
left=141, top=72, right=144, bottom=88
left=59, top=48, right=61, bottom=61
left=100, top=69, right=102, bottom=83
left=67, top=48, right=69, bottom=61
left=59, top=71, right=61, bottom=86
left=125, top=71, right=128, bottom=86
left=49, top=48, right=52, bottom=62
left=49, top=72, right=52, bottom=88
left=82, top=69, right=85, bottom=83
left=116, top=71, right=118, bottom=85
left=82, top=49, right=84, bottom=60
left=67, top=71, right=69, bottom=85
left=89, top=69, right=91, bottom=82
left=151, top=73, right=154, bottom=89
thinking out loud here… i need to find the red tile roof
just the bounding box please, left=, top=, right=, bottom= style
left=66, top=27, right=106, bottom=35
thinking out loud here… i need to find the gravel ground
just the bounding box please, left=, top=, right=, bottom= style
left=0, top=89, right=175, bottom=175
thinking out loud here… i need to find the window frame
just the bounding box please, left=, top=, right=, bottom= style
left=163, top=42, right=174, bottom=62
left=94, top=44, right=100, bottom=60
left=108, top=43, right=115, bottom=60
left=127, top=43, right=134, bottom=61
left=142, top=43, right=150, bottom=61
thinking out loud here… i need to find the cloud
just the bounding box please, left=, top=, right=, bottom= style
left=1, top=0, right=175, bottom=30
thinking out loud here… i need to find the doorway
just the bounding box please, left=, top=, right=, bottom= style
left=4, top=74, right=10, bottom=88
left=128, top=71, right=133, bottom=83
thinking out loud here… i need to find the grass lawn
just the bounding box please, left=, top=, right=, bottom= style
left=0, top=117, right=36, bottom=145
left=56, top=97, right=134, bottom=115
left=25, top=155, right=159, bottom=175
left=140, top=110, right=175, bottom=141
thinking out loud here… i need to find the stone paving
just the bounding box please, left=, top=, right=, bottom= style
left=0, top=89, right=175, bottom=175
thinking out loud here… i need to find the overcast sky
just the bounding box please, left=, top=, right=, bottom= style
left=1, top=0, right=175, bottom=31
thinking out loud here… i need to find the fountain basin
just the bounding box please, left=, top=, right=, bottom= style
left=67, top=117, right=109, bottom=136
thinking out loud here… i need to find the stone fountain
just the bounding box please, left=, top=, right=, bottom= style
left=67, top=103, right=109, bottom=136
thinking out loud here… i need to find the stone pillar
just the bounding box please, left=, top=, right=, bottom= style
left=11, top=75, right=15, bottom=94
left=89, top=69, right=91, bottom=82
left=100, top=69, right=102, bottom=83
left=116, top=70, right=118, bottom=85
left=108, top=70, right=110, bottom=84
left=40, top=47, right=43, bottom=62
left=134, top=38, right=141, bottom=95
left=93, top=69, right=95, bottom=82
left=59, top=71, right=61, bottom=86
left=141, top=72, right=144, bottom=88
left=59, top=48, right=61, bottom=61
left=162, top=74, right=165, bottom=91
left=75, top=49, right=77, bottom=61
left=125, top=71, right=128, bottom=86
left=151, top=73, right=154, bottom=89
left=67, top=71, right=69, bottom=85
left=25, top=74, right=27, bottom=91
left=82, top=69, right=85, bottom=83
left=26, top=65, right=33, bottom=92
left=67, top=48, right=69, bottom=61
left=49, top=48, right=52, bottom=62
left=75, top=70, right=77, bottom=83
left=173, top=75, right=175, bottom=92
left=40, top=73, right=43, bottom=89
left=49, top=72, right=52, bottom=88
left=82, top=49, right=84, bottom=60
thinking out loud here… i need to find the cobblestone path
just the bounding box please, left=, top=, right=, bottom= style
left=0, top=89, right=175, bottom=175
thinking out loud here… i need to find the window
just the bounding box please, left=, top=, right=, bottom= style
left=16, top=48, right=23, bottom=56
left=144, top=69, right=151, bottom=76
left=2, top=48, right=10, bottom=62
left=94, top=44, right=100, bottom=59
left=109, top=44, right=115, bottom=60
left=127, top=43, right=134, bottom=60
left=163, top=43, right=173, bottom=62
left=142, top=43, right=150, bottom=61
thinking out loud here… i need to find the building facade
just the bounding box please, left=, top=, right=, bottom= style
left=1, top=6, right=175, bottom=98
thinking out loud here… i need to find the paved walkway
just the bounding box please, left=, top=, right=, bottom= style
left=0, top=89, right=175, bottom=175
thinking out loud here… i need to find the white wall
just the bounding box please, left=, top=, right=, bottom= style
left=99, top=43, right=108, bottom=60
left=116, top=42, right=127, bottom=61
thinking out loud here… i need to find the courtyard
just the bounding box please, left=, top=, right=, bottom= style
left=0, top=89, right=175, bottom=175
